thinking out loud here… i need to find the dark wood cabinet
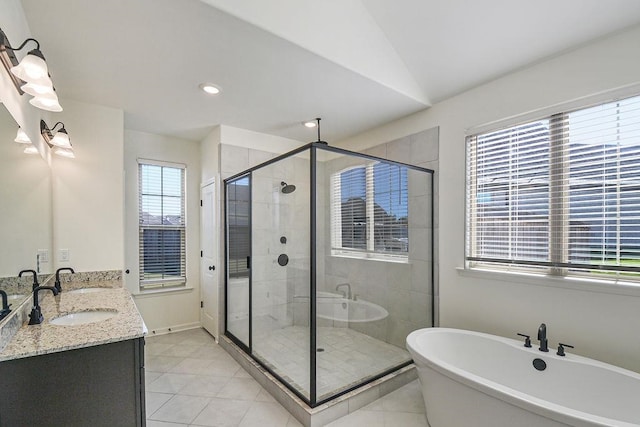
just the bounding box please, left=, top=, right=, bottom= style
left=0, top=338, right=145, bottom=427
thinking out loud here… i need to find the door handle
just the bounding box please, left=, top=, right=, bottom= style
left=208, top=265, right=215, bottom=271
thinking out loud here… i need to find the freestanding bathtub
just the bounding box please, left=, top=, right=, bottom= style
left=407, top=328, right=640, bottom=427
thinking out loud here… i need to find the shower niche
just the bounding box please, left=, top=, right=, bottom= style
left=225, top=142, right=434, bottom=407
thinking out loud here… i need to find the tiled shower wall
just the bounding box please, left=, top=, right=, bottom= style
left=317, top=128, right=439, bottom=347
left=222, top=126, right=439, bottom=348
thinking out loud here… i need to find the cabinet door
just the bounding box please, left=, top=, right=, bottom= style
left=0, top=338, right=145, bottom=427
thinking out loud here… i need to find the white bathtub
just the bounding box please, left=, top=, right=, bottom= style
left=407, top=328, right=640, bottom=427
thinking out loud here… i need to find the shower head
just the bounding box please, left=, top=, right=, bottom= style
left=281, top=181, right=296, bottom=194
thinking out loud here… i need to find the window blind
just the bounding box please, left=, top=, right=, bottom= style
left=138, top=162, right=186, bottom=288
left=226, top=176, right=251, bottom=278
left=466, top=94, right=640, bottom=281
left=331, top=161, right=409, bottom=257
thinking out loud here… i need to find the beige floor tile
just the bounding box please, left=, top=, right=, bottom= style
left=148, top=394, right=210, bottom=424
left=146, top=391, right=173, bottom=416
left=286, top=416, right=304, bottom=427
left=161, top=344, right=202, bottom=358
left=379, top=381, right=425, bottom=413
left=384, top=411, right=428, bottom=426
left=144, top=329, right=427, bottom=427
left=179, top=375, right=231, bottom=398
left=255, top=388, right=277, bottom=403
left=201, top=357, right=241, bottom=377
left=146, top=355, right=185, bottom=373
left=190, top=397, right=252, bottom=427
left=146, top=420, right=187, bottom=427
left=170, top=358, right=216, bottom=375
left=238, top=401, right=292, bottom=427
left=217, top=377, right=262, bottom=401
left=147, top=373, right=198, bottom=394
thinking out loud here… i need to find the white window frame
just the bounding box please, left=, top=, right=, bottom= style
left=465, top=93, right=640, bottom=285
left=330, top=163, right=409, bottom=262
left=138, top=159, right=187, bottom=290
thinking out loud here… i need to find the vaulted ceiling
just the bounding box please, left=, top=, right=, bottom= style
left=19, top=0, right=640, bottom=143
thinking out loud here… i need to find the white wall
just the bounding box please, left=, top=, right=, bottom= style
left=337, top=25, right=640, bottom=372
left=124, top=130, right=202, bottom=332
left=52, top=99, right=124, bottom=272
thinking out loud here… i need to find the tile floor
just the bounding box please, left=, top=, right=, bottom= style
left=253, top=325, right=410, bottom=399
left=145, top=328, right=428, bottom=427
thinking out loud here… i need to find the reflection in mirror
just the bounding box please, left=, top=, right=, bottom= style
left=226, top=174, right=251, bottom=347
left=0, top=103, right=53, bottom=314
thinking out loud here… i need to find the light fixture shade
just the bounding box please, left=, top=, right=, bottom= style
left=10, top=49, right=50, bottom=85
left=21, top=82, right=56, bottom=98
left=49, top=128, right=71, bottom=148
left=29, top=95, right=63, bottom=112
left=14, top=127, right=31, bottom=143
left=53, top=147, right=74, bottom=158
left=23, top=144, right=39, bottom=154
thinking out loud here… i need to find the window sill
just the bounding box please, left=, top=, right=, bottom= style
left=132, top=286, right=194, bottom=298
left=331, top=250, right=409, bottom=264
left=456, top=267, right=640, bottom=298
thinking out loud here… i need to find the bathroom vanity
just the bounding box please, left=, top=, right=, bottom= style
left=0, top=281, right=147, bottom=426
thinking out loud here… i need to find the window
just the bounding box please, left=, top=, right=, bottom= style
left=466, top=94, right=640, bottom=282
left=331, top=161, right=409, bottom=258
left=226, top=175, right=250, bottom=278
left=138, top=161, right=186, bottom=289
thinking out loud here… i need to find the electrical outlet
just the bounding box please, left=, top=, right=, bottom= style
left=37, top=249, right=49, bottom=263
left=60, top=249, right=70, bottom=262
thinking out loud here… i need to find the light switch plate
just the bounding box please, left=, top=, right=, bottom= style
left=37, top=249, right=49, bottom=263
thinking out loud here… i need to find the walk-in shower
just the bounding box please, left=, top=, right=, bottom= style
left=224, top=142, right=434, bottom=407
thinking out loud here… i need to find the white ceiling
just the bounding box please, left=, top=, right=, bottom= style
left=19, top=0, right=640, bottom=143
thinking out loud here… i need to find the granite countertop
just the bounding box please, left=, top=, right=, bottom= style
left=0, top=284, right=147, bottom=362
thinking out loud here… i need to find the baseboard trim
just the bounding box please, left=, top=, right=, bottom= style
left=146, top=322, right=201, bottom=336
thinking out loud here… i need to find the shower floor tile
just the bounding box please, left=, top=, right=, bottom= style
left=253, top=325, right=410, bottom=399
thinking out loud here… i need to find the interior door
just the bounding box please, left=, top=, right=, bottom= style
left=200, top=179, right=218, bottom=339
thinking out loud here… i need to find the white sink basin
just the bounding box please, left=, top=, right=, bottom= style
left=68, top=288, right=109, bottom=294
left=50, top=310, right=117, bottom=326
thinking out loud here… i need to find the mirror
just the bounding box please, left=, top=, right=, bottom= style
left=0, top=103, right=53, bottom=312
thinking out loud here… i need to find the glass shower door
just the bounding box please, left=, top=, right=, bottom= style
left=250, top=153, right=311, bottom=400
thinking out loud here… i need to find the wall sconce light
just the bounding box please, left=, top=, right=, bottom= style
left=14, top=127, right=31, bottom=143
left=40, top=120, right=74, bottom=158
left=14, top=127, right=39, bottom=154
left=23, top=144, right=39, bottom=155
left=0, top=27, right=62, bottom=112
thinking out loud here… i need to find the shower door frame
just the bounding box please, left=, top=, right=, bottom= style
left=224, top=142, right=435, bottom=408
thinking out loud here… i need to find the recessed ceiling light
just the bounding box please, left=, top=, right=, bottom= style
left=303, top=121, right=317, bottom=128
left=199, top=83, right=221, bottom=95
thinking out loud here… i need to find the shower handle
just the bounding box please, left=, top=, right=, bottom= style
left=208, top=266, right=215, bottom=271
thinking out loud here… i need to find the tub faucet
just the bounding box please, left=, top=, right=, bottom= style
left=336, top=283, right=352, bottom=300
left=54, top=267, right=75, bottom=293
left=538, top=323, right=548, bottom=352
left=18, top=269, right=39, bottom=291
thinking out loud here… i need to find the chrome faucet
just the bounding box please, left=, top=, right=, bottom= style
left=336, top=283, right=352, bottom=300
left=538, top=323, right=548, bottom=352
